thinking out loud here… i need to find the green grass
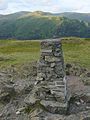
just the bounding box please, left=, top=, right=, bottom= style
left=0, top=38, right=90, bottom=69
left=0, top=40, right=40, bottom=68
left=62, top=38, right=90, bottom=69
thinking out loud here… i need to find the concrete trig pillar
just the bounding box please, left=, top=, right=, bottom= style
left=36, top=39, right=67, bottom=114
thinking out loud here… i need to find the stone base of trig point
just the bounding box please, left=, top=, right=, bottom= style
left=35, top=39, right=68, bottom=114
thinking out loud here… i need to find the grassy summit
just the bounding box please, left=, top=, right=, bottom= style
left=0, top=38, right=90, bottom=69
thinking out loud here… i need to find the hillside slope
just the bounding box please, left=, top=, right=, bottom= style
left=58, top=12, right=90, bottom=23
left=0, top=11, right=90, bottom=39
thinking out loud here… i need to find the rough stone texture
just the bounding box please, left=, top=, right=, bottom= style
left=34, top=39, right=68, bottom=114
left=0, top=83, right=16, bottom=103
left=0, top=52, right=90, bottom=120
left=40, top=100, right=67, bottom=114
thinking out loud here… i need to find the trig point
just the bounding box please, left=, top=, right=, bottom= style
left=36, top=39, right=68, bottom=114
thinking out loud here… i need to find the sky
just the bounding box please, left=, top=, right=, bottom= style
left=0, top=0, right=90, bottom=14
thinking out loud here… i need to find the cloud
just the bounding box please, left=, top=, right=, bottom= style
left=0, top=0, right=7, bottom=10
left=59, top=0, right=90, bottom=12
left=0, top=0, right=90, bottom=14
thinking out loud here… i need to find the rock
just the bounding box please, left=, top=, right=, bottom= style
left=75, top=101, right=81, bottom=106
left=83, top=78, right=90, bottom=85
left=0, top=84, right=15, bottom=103
left=66, top=63, right=72, bottom=68
left=45, top=56, right=61, bottom=62
left=51, top=63, right=56, bottom=68
left=83, top=116, right=90, bottom=120
left=41, top=50, right=53, bottom=56
left=24, top=94, right=38, bottom=105
left=86, top=93, right=90, bottom=102
left=31, top=117, right=40, bottom=120
left=80, top=99, right=84, bottom=103
left=3, top=84, right=15, bottom=95
left=86, top=106, right=90, bottom=110
left=54, top=52, right=61, bottom=57
left=24, top=87, right=40, bottom=105
left=30, top=108, right=44, bottom=119
left=40, top=100, right=67, bottom=114
left=86, top=72, right=90, bottom=77
left=0, top=102, right=16, bottom=120
left=16, top=111, right=21, bottom=115
left=0, top=73, right=5, bottom=76
left=44, top=114, right=65, bottom=120
left=36, top=73, right=46, bottom=81
left=16, top=107, right=25, bottom=115
left=36, top=77, right=44, bottom=81
left=0, top=113, right=3, bottom=117
left=14, top=79, right=33, bottom=94
left=0, top=92, right=10, bottom=103
left=65, top=63, right=87, bottom=76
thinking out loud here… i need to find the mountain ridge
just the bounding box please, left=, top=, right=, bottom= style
left=1, top=11, right=90, bottom=19
left=0, top=11, right=90, bottom=40
left=0, top=11, right=90, bottom=22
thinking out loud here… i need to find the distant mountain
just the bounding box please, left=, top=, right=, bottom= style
left=57, top=12, right=90, bottom=23
left=1, top=11, right=90, bottom=22
left=0, top=11, right=90, bottom=40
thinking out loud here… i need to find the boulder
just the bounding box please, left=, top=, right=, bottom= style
left=0, top=84, right=15, bottom=103
left=40, top=100, right=67, bottom=114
